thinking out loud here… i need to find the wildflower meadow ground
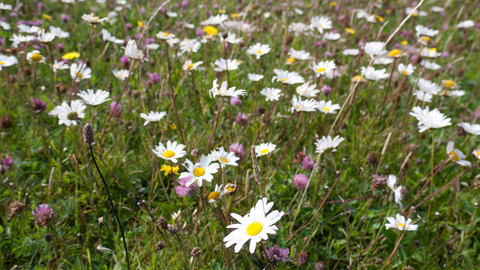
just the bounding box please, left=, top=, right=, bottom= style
left=1, top=0, right=480, bottom=269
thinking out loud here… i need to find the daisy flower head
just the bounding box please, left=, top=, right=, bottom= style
left=415, top=25, right=439, bottom=37
left=220, top=32, right=243, bottom=44
left=51, top=60, right=68, bottom=73
left=364, top=41, right=386, bottom=58
left=409, top=106, right=451, bottom=132
left=260, top=88, right=282, bottom=101
left=343, top=48, right=360, bottom=56
left=421, top=60, right=441, bottom=70
left=153, top=141, right=187, bottom=163
left=373, top=57, right=394, bottom=65
left=311, top=60, right=336, bottom=77
left=101, top=29, right=124, bottom=44
left=255, top=143, right=277, bottom=157
left=286, top=48, right=310, bottom=64
left=385, top=214, right=418, bottom=231
left=37, top=29, right=55, bottom=43
left=77, top=89, right=110, bottom=107
left=200, top=14, right=229, bottom=26
left=442, top=79, right=458, bottom=89
left=70, top=63, right=92, bottom=82
left=248, top=73, right=264, bottom=82
left=387, top=49, right=405, bottom=58
left=413, top=91, right=432, bottom=103
left=26, top=50, right=46, bottom=64
left=113, top=69, right=129, bottom=80
left=317, top=100, right=341, bottom=114
left=444, top=90, right=465, bottom=98
left=246, top=43, right=271, bottom=59
left=124, top=39, right=144, bottom=60
left=208, top=184, right=224, bottom=203
left=367, top=14, right=385, bottom=24
left=315, top=135, right=345, bottom=154
left=272, top=69, right=305, bottom=85
left=420, top=47, right=441, bottom=58
left=183, top=60, right=203, bottom=71
left=351, top=75, right=367, bottom=83
left=0, top=55, right=18, bottom=70
left=180, top=155, right=220, bottom=187
left=156, top=31, right=175, bottom=40
left=324, top=32, right=341, bottom=41
left=209, top=79, right=247, bottom=98
left=179, top=39, right=201, bottom=54
left=290, top=95, right=318, bottom=113
left=458, top=123, right=480, bottom=135
left=310, top=16, right=332, bottom=33
left=360, top=66, right=389, bottom=81
left=166, top=38, right=180, bottom=47
left=223, top=197, right=284, bottom=253
left=213, top=59, right=241, bottom=72
left=210, top=147, right=239, bottom=168
left=398, top=63, right=415, bottom=76
left=10, top=34, right=36, bottom=48
left=82, top=13, right=109, bottom=26
left=457, top=20, right=475, bottom=29
left=288, top=22, right=313, bottom=36
left=296, top=82, right=320, bottom=98
left=55, top=100, right=86, bottom=126
left=418, top=78, right=442, bottom=94
left=446, top=142, right=471, bottom=166
left=140, top=111, right=167, bottom=126
left=387, top=175, right=404, bottom=207
left=473, top=148, right=480, bottom=159
left=18, top=25, right=40, bottom=34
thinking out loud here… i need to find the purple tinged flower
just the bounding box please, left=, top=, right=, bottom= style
left=195, top=27, right=204, bottom=37
left=181, top=1, right=190, bottom=8
left=147, top=72, right=160, bottom=84
left=175, top=176, right=197, bottom=197
left=235, top=113, right=248, bottom=126
left=426, top=24, right=432, bottom=29
left=338, top=15, right=345, bottom=21
left=394, top=43, right=400, bottom=49
left=57, top=43, right=65, bottom=51
left=362, top=24, right=369, bottom=30
left=321, top=85, right=332, bottom=96
left=32, top=99, right=47, bottom=112
left=38, top=2, right=45, bottom=10
left=61, top=14, right=70, bottom=22
left=379, top=11, right=384, bottom=16
left=301, top=155, right=315, bottom=170
left=230, top=97, right=242, bottom=106
left=284, top=46, right=290, bottom=54
left=145, top=37, right=155, bottom=45
left=135, top=33, right=143, bottom=39
left=18, top=20, right=27, bottom=25
left=32, top=204, right=56, bottom=227
left=410, top=55, right=420, bottom=62
left=120, top=55, right=130, bottom=69
left=206, top=11, right=212, bottom=17
left=0, top=17, right=7, bottom=23
left=161, top=7, right=168, bottom=12
left=9, top=12, right=18, bottom=18
left=110, top=102, right=122, bottom=118
left=263, top=245, right=290, bottom=262
left=124, top=23, right=132, bottom=31
left=400, top=30, right=409, bottom=37
left=2, top=156, right=13, bottom=168
left=236, top=5, right=242, bottom=12
left=315, top=41, right=321, bottom=48
left=475, top=22, right=480, bottom=28
left=440, top=11, right=445, bottom=17
left=229, top=143, right=245, bottom=159
left=212, top=4, right=219, bottom=9
left=442, top=24, right=449, bottom=30
left=441, top=51, right=449, bottom=58
left=140, top=7, right=146, bottom=15
left=0, top=38, right=4, bottom=46
left=293, top=174, right=310, bottom=189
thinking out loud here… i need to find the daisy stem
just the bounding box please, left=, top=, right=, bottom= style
left=69, top=25, right=94, bottom=104
left=425, top=131, right=435, bottom=257
left=207, top=97, right=224, bottom=154
left=172, top=232, right=191, bottom=270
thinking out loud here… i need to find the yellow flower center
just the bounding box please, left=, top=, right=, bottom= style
left=203, top=26, right=218, bottom=36
left=318, top=24, right=322, bottom=28
left=164, top=32, right=169, bottom=36
left=220, top=157, right=228, bottom=163
left=376, top=15, right=384, bottom=22
left=421, top=37, right=431, bottom=42
left=187, top=64, right=194, bottom=70
left=118, top=74, right=123, bottom=77
left=232, top=13, right=238, bottom=18
left=193, top=167, right=205, bottom=177
left=270, top=94, right=273, bottom=97
left=330, top=2, right=337, bottom=6
left=287, top=57, right=296, bottom=64
left=297, top=105, right=301, bottom=109
left=429, top=48, right=437, bottom=52
left=388, top=49, right=402, bottom=57
left=397, top=222, right=405, bottom=227
left=76, top=72, right=83, bottom=78
left=401, top=40, right=408, bottom=45
left=163, top=150, right=175, bottom=158
left=257, top=50, right=262, bottom=54
left=281, top=78, right=286, bottom=82
left=477, top=151, right=480, bottom=156
left=0, top=61, right=4, bottom=65
left=208, top=191, right=221, bottom=201
left=443, top=80, right=454, bottom=88
left=260, top=149, right=269, bottom=154
left=31, top=53, right=42, bottom=62
left=67, top=112, right=78, bottom=120
left=402, top=70, right=409, bottom=75
left=317, top=67, right=326, bottom=73
left=246, top=222, right=263, bottom=236
left=449, top=151, right=459, bottom=162
left=323, top=107, right=330, bottom=111
left=226, top=186, right=235, bottom=192
left=345, top=28, right=355, bottom=34
left=42, top=14, right=52, bottom=21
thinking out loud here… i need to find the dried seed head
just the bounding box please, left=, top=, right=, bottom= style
left=167, top=224, right=178, bottom=234
left=371, top=174, right=387, bottom=189
left=403, top=266, right=414, bottom=270
left=473, top=180, right=480, bottom=189
left=44, top=233, right=53, bottom=242
left=367, top=152, right=377, bottom=166
left=82, top=123, right=95, bottom=145
left=224, top=183, right=236, bottom=195
left=315, top=261, right=326, bottom=270
left=56, top=83, right=68, bottom=94
left=77, top=233, right=84, bottom=244
left=400, top=187, right=409, bottom=201
left=9, top=201, right=26, bottom=219
left=0, top=116, right=13, bottom=129
left=295, top=251, right=309, bottom=266
left=155, top=241, right=166, bottom=250
left=191, top=247, right=201, bottom=257
left=190, top=149, right=200, bottom=157
left=157, top=216, right=168, bottom=230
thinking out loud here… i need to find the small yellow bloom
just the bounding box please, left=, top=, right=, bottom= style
left=164, top=122, right=177, bottom=131
left=42, top=14, right=52, bottom=21
left=376, top=15, right=384, bottom=22
left=388, top=49, right=404, bottom=58
left=442, top=79, right=458, bottom=89
left=386, top=10, right=391, bottom=14
left=203, top=26, right=218, bottom=36
left=62, top=52, right=80, bottom=60
left=345, top=28, right=356, bottom=34
left=401, top=40, right=408, bottom=45
left=307, top=3, right=312, bottom=7
left=330, top=2, right=337, bottom=6
left=160, top=165, right=179, bottom=176
left=219, top=9, right=226, bottom=14
left=232, top=13, right=238, bottom=18
left=351, top=75, right=367, bottom=83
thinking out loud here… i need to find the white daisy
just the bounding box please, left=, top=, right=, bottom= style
left=213, top=59, right=241, bottom=72
left=413, top=91, right=432, bottom=102
left=9, top=34, right=35, bottom=48
left=310, top=16, right=332, bottom=33
left=260, top=88, right=282, bottom=101
left=398, top=63, right=415, bottom=75
left=153, top=141, right=187, bottom=163
left=183, top=60, right=203, bottom=71
left=420, top=47, right=441, bottom=58
left=156, top=31, right=175, bottom=40
left=288, top=22, right=313, bottom=36
left=272, top=69, right=304, bottom=85
left=140, top=111, right=167, bottom=126
left=296, top=83, right=320, bottom=98
left=82, top=13, right=109, bottom=25
left=360, top=66, right=389, bottom=81
left=210, top=147, right=239, bottom=168
left=49, top=26, right=70, bottom=38
left=246, top=43, right=271, bottom=59
left=472, top=148, right=480, bottom=159
left=26, top=50, right=46, bottom=64
left=387, top=175, right=404, bottom=208
left=220, top=32, right=243, bottom=44
left=37, top=29, right=55, bottom=43
left=77, top=89, right=111, bottom=107
left=385, top=214, right=418, bottom=231
left=70, top=63, right=92, bottom=82
left=447, top=90, right=465, bottom=97
left=112, top=69, right=129, bottom=80
left=180, top=155, right=220, bottom=187
left=0, top=2, right=13, bottom=10
left=55, top=100, right=86, bottom=126
left=200, top=14, right=229, bottom=26
left=18, top=25, right=40, bottom=34
left=315, top=135, right=345, bottom=154
left=248, top=73, right=264, bottom=81
left=0, top=55, right=18, bottom=70
left=311, top=61, right=336, bottom=77
left=417, top=78, right=441, bottom=95
left=124, top=39, right=144, bottom=60
left=255, top=143, right=277, bottom=157
left=208, top=184, right=224, bottom=203
left=166, top=38, right=180, bottom=47
left=101, top=29, right=124, bottom=44
left=324, top=32, right=341, bottom=41
left=290, top=95, right=318, bottom=113
left=342, top=48, right=360, bottom=56
left=286, top=48, right=310, bottom=64
left=415, top=25, right=439, bottom=37
left=446, top=141, right=471, bottom=167
left=457, top=20, right=475, bottom=29
left=316, top=100, right=341, bottom=114
left=209, top=79, right=247, bottom=98
left=0, top=21, right=10, bottom=30
left=420, top=60, right=441, bottom=70
left=223, top=197, right=284, bottom=253
left=458, top=123, right=480, bottom=135
left=364, top=41, right=386, bottom=58
left=409, top=106, right=451, bottom=132
left=373, top=57, right=394, bottom=65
